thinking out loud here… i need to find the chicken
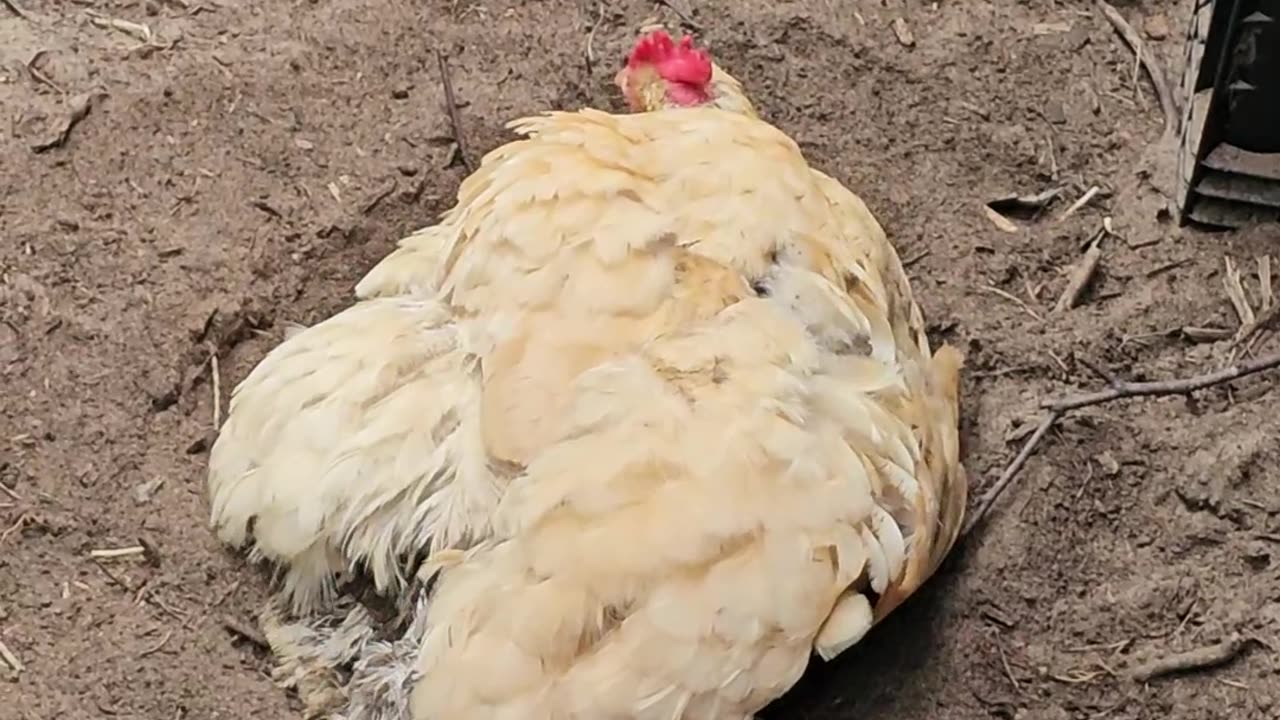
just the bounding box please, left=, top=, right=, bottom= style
left=207, top=28, right=966, bottom=719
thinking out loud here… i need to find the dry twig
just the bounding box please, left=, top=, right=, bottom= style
left=980, top=285, right=1043, bottom=321
left=209, top=342, right=223, bottom=429
left=2, top=0, right=31, bottom=21
left=435, top=51, right=475, bottom=173
left=1223, top=256, right=1256, bottom=327
left=90, top=545, right=146, bottom=560
left=584, top=1, right=605, bottom=72
left=1057, top=185, right=1101, bottom=222
left=92, top=557, right=138, bottom=593
left=1126, top=635, right=1252, bottom=682
left=1043, top=349, right=1280, bottom=412
left=0, top=482, right=20, bottom=501
left=967, top=349, right=1280, bottom=534
left=138, top=630, right=174, bottom=658
left=1054, top=236, right=1104, bottom=312
left=1095, top=0, right=1176, bottom=137
left=1231, top=256, right=1277, bottom=349
left=26, top=51, right=65, bottom=94
left=963, top=412, right=1060, bottom=536
left=0, top=639, right=22, bottom=673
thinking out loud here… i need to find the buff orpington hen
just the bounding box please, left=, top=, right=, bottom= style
left=206, top=28, right=967, bottom=720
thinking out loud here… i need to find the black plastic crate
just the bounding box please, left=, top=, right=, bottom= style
left=1176, top=0, right=1280, bottom=227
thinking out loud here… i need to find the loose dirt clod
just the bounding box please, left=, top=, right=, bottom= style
left=30, top=91, right=107, bottom=153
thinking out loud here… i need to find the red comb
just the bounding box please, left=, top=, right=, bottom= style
left=627, top=30, right=712, bottom=86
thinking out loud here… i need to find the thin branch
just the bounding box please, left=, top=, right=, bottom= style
left=435, top=50, right=475, bottom=173
left=1096, top=0, right=1176, bottom=138
left=963, top=412, right=1061, bottom=536
left=1044, top=349, right=1280, bottom=412
left=0, top=639, right=22, bottom=673
left=2, top=0, right=32, bottom=22
left=968, top=349, right=1280, bottom=535
left=1126, top=634, right=1252, bottom=682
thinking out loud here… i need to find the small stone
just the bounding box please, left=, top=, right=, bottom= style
left=1144, top=14, right=1170, bottom=41
left=391, top=85, right=411, bottom=100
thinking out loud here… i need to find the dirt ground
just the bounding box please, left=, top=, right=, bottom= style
left=2, top=0, right=1279, bottom=718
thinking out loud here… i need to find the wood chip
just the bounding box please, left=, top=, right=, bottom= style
left=1223, top=256, right=1256, bottom=326
left=1054, top=237, right=1104, bottom=313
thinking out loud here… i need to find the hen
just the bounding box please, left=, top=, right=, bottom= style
left=207, top=28, right=966, bottom=719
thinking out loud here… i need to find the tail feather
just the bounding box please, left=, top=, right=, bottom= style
left=207, top=297, right=498, bottom=612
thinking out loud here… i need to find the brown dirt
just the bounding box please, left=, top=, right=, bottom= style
left=2, top=1, right=1278, bottom=718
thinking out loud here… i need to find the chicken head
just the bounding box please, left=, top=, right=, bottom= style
left=615, top=29, right=758, bottom=117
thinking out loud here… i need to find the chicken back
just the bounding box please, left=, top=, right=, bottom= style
left=207, top=28, right=966, bottom=720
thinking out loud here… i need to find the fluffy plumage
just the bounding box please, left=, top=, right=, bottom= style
left=207, top=296, right=501, bottom=610
left=207, top=28, right=966, bottom=720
